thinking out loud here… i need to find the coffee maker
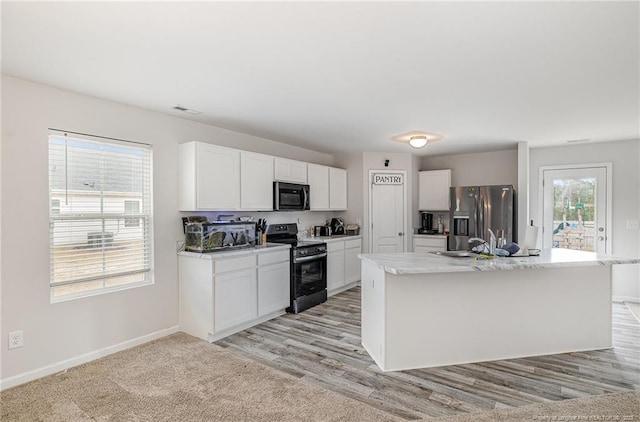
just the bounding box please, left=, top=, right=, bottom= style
left=418, top=212, right=436, bottom=234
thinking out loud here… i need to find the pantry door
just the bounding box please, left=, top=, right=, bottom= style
left=540, top=164, right=611, bottom=253
left=369, top=171, right=406, bottom=253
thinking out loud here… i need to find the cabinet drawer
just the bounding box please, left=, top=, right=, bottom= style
left=415, top=245, right=445, bottom=253
left=214, top=255, right=256, bottom=274
left=344, top=238, right=361, bottom=249
left=326, top=241, right=345, bottom=252
left=258, top=250, right=290, bottom=266
left=413, top=236, right=447, bottom=248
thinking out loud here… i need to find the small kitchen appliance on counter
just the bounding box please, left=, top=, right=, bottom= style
left=330, top=218, right=345, bottom=235
left=418, top=212, right=437, bottom=234
left=346, top=224, right=360, bottom=235
left=314, top=225, right=331, bottom=237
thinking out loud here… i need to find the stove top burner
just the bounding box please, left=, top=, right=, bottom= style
left=265, top=222, right=326, bottom=249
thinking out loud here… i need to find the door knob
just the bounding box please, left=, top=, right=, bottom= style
left=598, top=227, right=604, bottom=232
left=398, top=232, right=404, bottom=236
left=598, top=236, right=604, bottom=241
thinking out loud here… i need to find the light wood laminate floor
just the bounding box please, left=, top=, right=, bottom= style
left=216, top=287, right=640, bottom=420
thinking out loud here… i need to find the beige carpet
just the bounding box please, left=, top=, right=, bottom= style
left=1, top=333, right=639, bottom=421
left=625, top=301, right=640, bottom=323
left=1, top=333, right=402, bottom=422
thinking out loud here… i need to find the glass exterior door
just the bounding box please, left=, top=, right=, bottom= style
left=542, top=166, right=608, bottom=253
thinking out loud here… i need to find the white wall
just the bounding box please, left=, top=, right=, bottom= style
left=334, top=152, right=364, bottom=229
left=0, top=75, right=335, bottom=386
left=421, top=149, right=518, bottom=187
left=529, top=139, right=640, bottom=301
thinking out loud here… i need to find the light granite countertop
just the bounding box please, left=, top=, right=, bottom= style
left=358, top=248, right=640, bottom=275
left=178, top=243, right=290, bottom=260
left=303, top=235, right=362, bottom=243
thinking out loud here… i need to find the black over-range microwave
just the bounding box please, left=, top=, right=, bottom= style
left=273, top=182, right=310, bottom=211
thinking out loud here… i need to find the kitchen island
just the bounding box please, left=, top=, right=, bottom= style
left=358, top=248, right=640, bottom=372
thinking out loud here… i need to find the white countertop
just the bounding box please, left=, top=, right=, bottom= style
left=304, top=235, right=362, bottom=243
left=178, top=243, right=290, bottom=260
left=358, top=248, right=640, bottom=275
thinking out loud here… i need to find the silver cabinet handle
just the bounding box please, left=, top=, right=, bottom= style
left=293, top=253, right=327, bottom=263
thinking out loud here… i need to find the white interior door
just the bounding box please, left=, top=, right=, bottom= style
left=542, top=165, right=610, bottom=253
left=370, top=172, right=405, bottom=253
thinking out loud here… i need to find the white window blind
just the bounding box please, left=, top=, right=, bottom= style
left=48, top=131, right=153, bottom=301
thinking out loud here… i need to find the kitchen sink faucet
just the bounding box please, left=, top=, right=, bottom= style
left=468, top=228, right=497, bottom=255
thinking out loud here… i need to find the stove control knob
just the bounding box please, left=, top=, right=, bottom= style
left=299, top=249, right=307, bottom=256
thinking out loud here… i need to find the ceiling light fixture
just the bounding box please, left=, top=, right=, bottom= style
left=408, top=135, right=428, bottom=148
left=391, top=131, right=443, bottom=149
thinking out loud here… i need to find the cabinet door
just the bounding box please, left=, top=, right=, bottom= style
left=329, top=167, right=347, bottom=210
left=214, top=268, right=257, bottom=332
left=290, top=161, right=308, bottom=184
left=308, top=164, right=329, bottom=210
left=418, top=170, right=451, bottom=211
left=241, top=151, right=274, bottom=210
left=327, top=250, right=345, bottom=291
left=274, top=158, right=308, bottom=184
left=344, top=246, right=362, bottom=284
left=196, top=143, right=241, bottom=210
left=413, top=236, right=447, bottom=252
left=274, top=158, right=292, bottom=182
left=258, top=261, right=290, bottom=316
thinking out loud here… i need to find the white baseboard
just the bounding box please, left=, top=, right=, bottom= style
left=0, top=325, right=180, bottom=391
left=613, top=295, right=640, bottom=303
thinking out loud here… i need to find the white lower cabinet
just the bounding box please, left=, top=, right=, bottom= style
left=179, top=248, right=290, bottom=342
left=214, top=267, right=257, bottom=332
left=327, top=241, right=345, bottom=292
left=344, top=239, right=362, bottom=284
left=257, top=259, right=290, bottom=316
left=325, top=236, right=362, bottom=296
left=413, top=235, right=447, bottom=252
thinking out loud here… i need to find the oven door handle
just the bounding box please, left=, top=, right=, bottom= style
left=293, top=253, right=327, bottom=263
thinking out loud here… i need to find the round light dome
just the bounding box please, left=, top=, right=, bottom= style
left=408, top=136, right=428, bottom=148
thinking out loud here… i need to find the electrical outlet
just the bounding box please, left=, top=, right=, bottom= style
left=9, top=330, right=23, bottom=349
left=626, top=220, right=639, bottom=230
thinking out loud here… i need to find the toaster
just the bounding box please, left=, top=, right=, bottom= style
left=314, top=226, right=331, bottom=237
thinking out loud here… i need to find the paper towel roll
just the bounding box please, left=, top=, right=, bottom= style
left=522, top=225, right=539, bottom=250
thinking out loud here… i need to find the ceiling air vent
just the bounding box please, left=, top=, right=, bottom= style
left=172, top=105, right=201, bottom=115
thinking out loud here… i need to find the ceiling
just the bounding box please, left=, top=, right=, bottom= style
left=2, top=1, right=639, bottom=156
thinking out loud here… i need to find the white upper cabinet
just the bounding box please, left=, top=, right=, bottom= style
left=307, top=164, right=330, bottom=210
left=179, top=141, right=347, bottom=212
left=418, top=169, right=451, bottom=211
left=329, top=167, right=347, bottom=210
left=241, top=151, right=274, bottom=210
left=274, top=158, right=308, bottom=184
left=180, top=142, right=241, bottom=211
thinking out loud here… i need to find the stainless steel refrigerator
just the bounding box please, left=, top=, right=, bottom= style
left=449, top=185, right=516, bottom=251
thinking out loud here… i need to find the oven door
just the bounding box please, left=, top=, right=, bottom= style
left=292, top=253, right=327, bottom=298
left=274, top=182, right=310, bottom=211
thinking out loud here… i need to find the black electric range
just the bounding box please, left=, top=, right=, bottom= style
left=266, top=223, right=327, bottom=313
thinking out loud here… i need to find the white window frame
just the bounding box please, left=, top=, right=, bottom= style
left=51, top=198, right=61, bottom=215
left=48, top=130, right=154, bottom=302
left=124, top=199, right=141, bottom=228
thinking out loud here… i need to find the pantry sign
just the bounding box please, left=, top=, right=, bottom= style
left=372, top=174, right=404, bottom=185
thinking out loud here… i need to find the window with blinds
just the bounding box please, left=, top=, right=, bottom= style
left=48, top=131, right=153, bottom=301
